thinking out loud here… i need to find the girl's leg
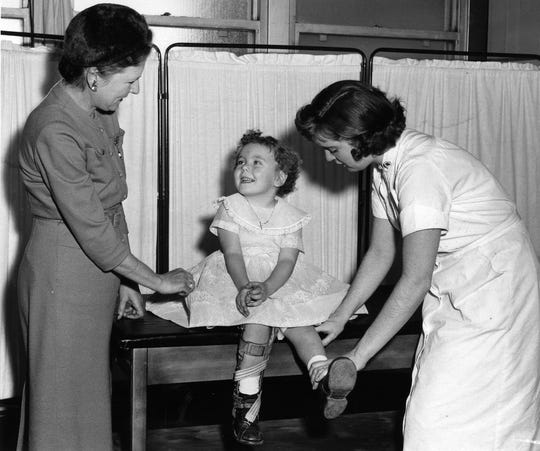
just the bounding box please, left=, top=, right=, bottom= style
left=232, top=323, right=275, bottom=446
left=283, top=326, right=327, bottom=371
left=284, top=326, right=357, bottom=420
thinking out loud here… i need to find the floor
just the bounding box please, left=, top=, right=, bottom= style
left=1, top=370, right=410, bottom=450
left=134, top=411, right=403, bottom=451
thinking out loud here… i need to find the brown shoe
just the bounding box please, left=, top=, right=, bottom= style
left=319, top=357, right=357, bottom=419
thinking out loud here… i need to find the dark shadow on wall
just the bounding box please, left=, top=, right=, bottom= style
left=2, top=129, right=31, bottom=400
left=280, top=125, right=360, bottom=195
left=195, top=145, right=237, bottom=258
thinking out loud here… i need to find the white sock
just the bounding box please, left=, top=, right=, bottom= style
left=307, top=354, right=328, bottom=371
left=239, top=376, right=259, bottom=395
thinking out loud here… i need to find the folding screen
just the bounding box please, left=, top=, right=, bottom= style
left=372, top=56, right=540, bottom=256
left=2, top=40, right=538, bottom=400
left=166, top=49, right=364, bottom=282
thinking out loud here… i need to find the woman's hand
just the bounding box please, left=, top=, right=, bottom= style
left=244, top=281, right=269, bottom=307
left=117, top=284, right=145, bottom=319
left=158, top=268, right=194, bottom=295
left=315, top=314, right=347, bottom=346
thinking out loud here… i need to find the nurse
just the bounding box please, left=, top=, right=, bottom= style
left=295, top=80, right=540, bottom=450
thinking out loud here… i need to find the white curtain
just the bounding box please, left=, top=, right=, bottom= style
left=0, top=42, right=159, bottom=398
left=372, top=57, right=540, bottom=257
left=32, top=0, right=73, bottom=36
left=166, top=50, right=364, bottom=282
left=118, top=50, right=160, bottom=278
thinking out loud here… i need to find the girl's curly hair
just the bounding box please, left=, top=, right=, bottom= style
left=234, top=129, right=301, bottom=197
left=295, top=80, right=406, bottom=160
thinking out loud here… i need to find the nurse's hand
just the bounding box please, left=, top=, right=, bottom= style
left=158, top=268, right=194, bottom=295
left=117, top=284, right=145, bottom=319
left=309, top=359, right=331, bottom=389
left=315, top=314, right=346, bottom=346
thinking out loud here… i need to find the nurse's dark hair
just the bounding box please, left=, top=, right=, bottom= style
left=58, top=3, right=153, bottom=86
left=295, top=80, right=406, bottom=159
left=234, top=129, right=301, bottom=198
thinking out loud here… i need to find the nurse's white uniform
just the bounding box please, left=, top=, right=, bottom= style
left=372, top=129, right=540, bottom=451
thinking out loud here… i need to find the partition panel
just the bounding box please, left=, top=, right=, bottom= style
left=164, top=45, right=365, bottom=282
left=370, top=49, right=540, bottom=256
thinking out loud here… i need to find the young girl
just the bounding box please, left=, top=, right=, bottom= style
left=148, top=129, right=364, bottom=446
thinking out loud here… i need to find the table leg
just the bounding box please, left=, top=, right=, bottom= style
left=129, top=348, right=148, bottom=451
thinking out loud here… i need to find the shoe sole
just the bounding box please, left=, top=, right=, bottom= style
left=233, top=427, right=264, bottom=446
left=233, top=432, right=264, bottom=446
left=323, top=357, right=357, bottom=419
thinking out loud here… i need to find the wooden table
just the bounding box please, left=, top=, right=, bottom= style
left=111, top=285, right=421, bottom=451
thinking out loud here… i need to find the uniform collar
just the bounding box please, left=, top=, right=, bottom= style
left=375, top=129, right=413, bottom=175
left=376, top=142, right=398, bottom=173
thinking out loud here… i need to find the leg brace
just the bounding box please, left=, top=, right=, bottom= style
left=233, top=328, right=276, bottom=423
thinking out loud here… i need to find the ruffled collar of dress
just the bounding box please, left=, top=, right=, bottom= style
left=215, top=193, right=311, bottom=235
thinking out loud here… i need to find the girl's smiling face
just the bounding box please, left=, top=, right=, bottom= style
left=313, top=135, right=381, bottom=172
left=234, top=143, right=285, bottom=203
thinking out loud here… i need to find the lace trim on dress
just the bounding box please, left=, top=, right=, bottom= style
left=214, top=193, right=311, bottom=236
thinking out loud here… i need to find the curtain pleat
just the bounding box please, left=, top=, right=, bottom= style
left=166, top=50, right=363, bottom=282
left=372, top=57, right=540, bottom=256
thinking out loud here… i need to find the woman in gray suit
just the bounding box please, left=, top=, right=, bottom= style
left=17, top=4, right=194, bottom=450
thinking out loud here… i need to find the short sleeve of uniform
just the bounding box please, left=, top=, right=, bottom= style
left=397, top=157, right=451, bottom=236
left=210, top=204, right=239, bottom=235
left=276, top=229, right=304, bottom=252
left=371, top=171, right=389, bottom=220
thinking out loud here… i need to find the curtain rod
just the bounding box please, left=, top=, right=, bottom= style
left=367, top=46, right=540, bottom=84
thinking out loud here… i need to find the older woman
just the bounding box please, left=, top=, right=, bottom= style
left=295, top=80, right=540, bottom=450
left=17, top=4, right=194, bottom=450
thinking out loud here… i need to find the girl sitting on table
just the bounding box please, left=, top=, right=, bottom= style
left=148, top=129, right=365, bottom=446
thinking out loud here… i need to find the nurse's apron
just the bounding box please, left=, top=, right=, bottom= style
left=403, top=215, right=540, bottom=451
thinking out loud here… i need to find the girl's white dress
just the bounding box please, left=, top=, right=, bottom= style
left=147, top=193, right=365, bottom=328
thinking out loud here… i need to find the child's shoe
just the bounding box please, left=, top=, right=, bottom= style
left=232, top=392, right=264, bottom=445
left=319, top=356, right=357, bottom=419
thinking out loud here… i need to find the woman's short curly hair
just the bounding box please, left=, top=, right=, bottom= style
left=234, top=129, right=301, bottom=197
left=295, top=80, right=406, bottom=159
left=59, top=3, right=153, bottom=86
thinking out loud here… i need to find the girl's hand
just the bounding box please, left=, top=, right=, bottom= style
left=244, top=281, right=268, bottom=307
left=117, top=284, right=145, bottom=319
left=236, top=286, right=252, bottom=317
left=315, top=314, right=347, bottom=346
left=158, top=268, right=194, bottom=295
left=309, top=359, right=331, bottom=389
